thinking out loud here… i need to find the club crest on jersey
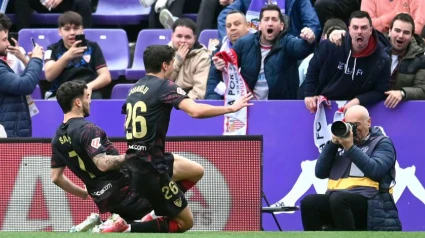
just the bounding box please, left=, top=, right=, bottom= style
left=83, top=55, right=91, bottom=63
left=91, top=137, right=101, bottom=149
left=174, top=197, right=182, bottom=207
left=176, top=87, right=186, bottom=95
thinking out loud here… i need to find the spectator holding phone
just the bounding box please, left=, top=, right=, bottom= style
left=0, top=14, right=43, bottom=137
left=5, top=34, right=29, bottom=74
left=44, top=11, right=111, bottom=99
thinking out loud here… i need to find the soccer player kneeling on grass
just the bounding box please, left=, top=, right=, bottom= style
left=119, top=45, right=253, bottom=233
left=51, top=80, right=154, bottom=233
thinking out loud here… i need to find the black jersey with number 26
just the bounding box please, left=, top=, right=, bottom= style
left=125, top=75, right=188, bottom=173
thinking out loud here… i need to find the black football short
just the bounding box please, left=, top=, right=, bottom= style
left=95, top=169, right=152, bottom=222
left=106, top=186, right=152, bottom=222
left=130, top=153, right=188, bottom=218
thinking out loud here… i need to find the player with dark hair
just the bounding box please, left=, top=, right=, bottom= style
left=51, top=80, right=155, bottom=233
left=102, top=45, right=252, bottom=233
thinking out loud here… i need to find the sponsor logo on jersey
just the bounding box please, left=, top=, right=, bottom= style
left=91, top=183, right=112, bottom=197
left=176, top=87, right=186, bottom=95
left=91, top=137, right=101, bottom=149
left=128, top=144, right=147, bottom=151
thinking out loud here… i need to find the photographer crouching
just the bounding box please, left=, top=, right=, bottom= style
left=300, top=105, right=402, bottom=231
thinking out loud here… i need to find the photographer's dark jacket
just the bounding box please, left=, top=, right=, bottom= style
left=0, top=57, right=42, bottom=137
left=316, top=127, right=401, bottom=230
left=304, top=29, right=391, bottom=106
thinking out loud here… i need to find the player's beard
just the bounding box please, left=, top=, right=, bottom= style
left=165, top=70, right=173, bottom=79
left=83, top=105, right=90, bottom=117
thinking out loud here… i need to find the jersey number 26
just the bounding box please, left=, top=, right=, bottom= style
left=125, top=101, right=147, bottom=140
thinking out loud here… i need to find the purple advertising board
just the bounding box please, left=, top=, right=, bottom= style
left=31, top=100, right=425, bottom=231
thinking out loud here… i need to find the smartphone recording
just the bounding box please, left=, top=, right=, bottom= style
left=75, top=34, right=87, bottom=47
left=31, top=37, right=36, bottom=47
left=8, top=32, right=18, bottom=47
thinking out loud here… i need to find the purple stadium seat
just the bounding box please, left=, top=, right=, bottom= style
left=199, top=29, right=219, bottom=48
left=125, top=29, right=172, bottom=80
left=28, top=13, right=60, bottom=25
left=7, top=0, right=191, bottom=27
left=31, top=85, right=42, bottom=99
left=111, top=84, right=134, bottom=99
left=18, top=29, right=60, bottom=54
left=93, top=0, right=150, bottom=25
left=84, top=29, right=129, bottom=79
left=18, top=29, right=61, bottom=80
left=7, top=13, right=60, bottom=26
left=7, top=0, right=150, bottom=26
left=182, top=13, right=197, bottom=22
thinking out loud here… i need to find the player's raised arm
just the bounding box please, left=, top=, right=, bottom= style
left=149, top=44, right=254, bottom=119
left=178, top=93, right=253, bottom=118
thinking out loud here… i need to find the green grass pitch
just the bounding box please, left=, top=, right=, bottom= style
left=1, top=232, right=425, bottom=238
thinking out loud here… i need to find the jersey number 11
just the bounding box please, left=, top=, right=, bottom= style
left=125, top=101, right=148, bottom=140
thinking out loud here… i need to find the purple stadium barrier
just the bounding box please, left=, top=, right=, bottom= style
left=29, top=100, right=425, bottom=231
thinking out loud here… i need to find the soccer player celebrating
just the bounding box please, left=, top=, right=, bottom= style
left=51, top=80, right=153, bottom=233
left=122, top=45, right=253, bottom=233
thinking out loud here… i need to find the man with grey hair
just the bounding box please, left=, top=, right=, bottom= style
left=300, top=105, right=401, bottom=231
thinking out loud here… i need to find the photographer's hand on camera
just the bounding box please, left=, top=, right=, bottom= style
left=335, top=130, right=354, bottom=151
left=331, top=135, right=340, bottom=145
left=64, top=40, right=87, bottom=60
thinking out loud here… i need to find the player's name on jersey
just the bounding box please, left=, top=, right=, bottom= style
left=59, top=135, right=72, bottom=145
left=129, top=85, right=149, bottom=96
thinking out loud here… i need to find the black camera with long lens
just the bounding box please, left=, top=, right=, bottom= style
left=331, top=121, right=357, bottom=138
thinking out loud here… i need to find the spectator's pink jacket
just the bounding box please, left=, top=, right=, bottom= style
left=361, top=0, right=425, bottom=35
